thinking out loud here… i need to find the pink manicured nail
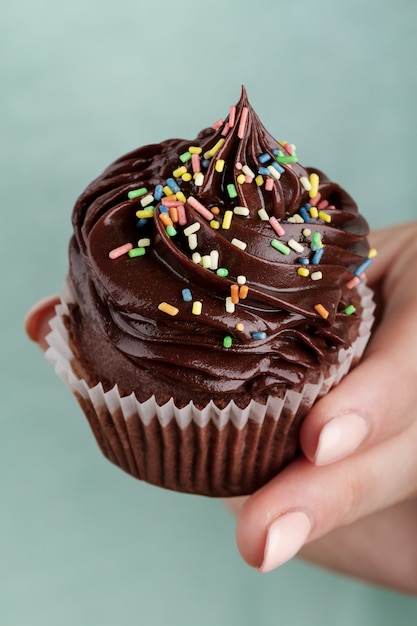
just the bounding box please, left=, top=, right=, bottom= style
left=259, top=511, right=311, bottom=573
left=315, top=413, right=369, bottom=465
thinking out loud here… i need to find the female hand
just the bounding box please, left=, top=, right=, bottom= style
left=25, top=223, right=417, bottom=595
left=227, top=221, right=417, bottom=595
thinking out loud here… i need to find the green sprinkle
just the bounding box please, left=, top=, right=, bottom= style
left=128, top=187, right=148, bottom=199
left=166, top=224, right=177, bottom=237
left=216, top=268, right=229, bottom=277
left=128, top=247, right=146, bottom=258
left=312, top=231, right=322, bottom=246
left=344, top=305, right=356, bottom=315
left=276, top=155, right=298, bottom=164
left=271, top=239, right=291, bottom=255
left=179, top=151, right=192, bottom=163
left=227, top=183, right=238, bottom=199
left=223, top=335, right=232, bottom=349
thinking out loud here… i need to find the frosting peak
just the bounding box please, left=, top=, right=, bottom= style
left=69, top=89, right=371, bottom=400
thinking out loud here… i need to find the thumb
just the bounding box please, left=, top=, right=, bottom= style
left=24, top=295, right=60, bottom=351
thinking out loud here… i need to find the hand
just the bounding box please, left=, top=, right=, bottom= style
left=226, top=221, right=417, bottom=595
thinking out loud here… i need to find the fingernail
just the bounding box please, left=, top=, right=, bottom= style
left=315, top=413, right=369, bottom=465
left=259, top=511, right=311, bottom=573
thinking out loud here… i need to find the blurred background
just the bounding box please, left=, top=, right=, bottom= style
left=2, top=0, right=417, bottom=624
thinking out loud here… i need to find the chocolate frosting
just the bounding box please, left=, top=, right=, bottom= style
left=69, top=88, right=371, bottom=402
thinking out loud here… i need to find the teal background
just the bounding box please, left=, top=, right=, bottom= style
left=2, top=0, right=417, bottom=624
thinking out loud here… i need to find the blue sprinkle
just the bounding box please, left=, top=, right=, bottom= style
left=354, top=258, right=373, bottom=276
left=258, top=153, right=271, bottom=164
left=298, top=257, right=310, bottom=265
left=270, top=161, right=285, bottom=174
left=166, top=177, right=180, bottom=193
left=201, top=159, right=210, bottom=169
left=154, top=184, right=163, bottom=201
left=272, top=148, right=279, bottom=156
left=182, top=288, right=192, bottom=302
left=304, top=203, right=312, bottom=210
left=136, top=218, right=148, bottom=229
left=299, top=207, right=311, bottom=223
left=160, top=205, right=169, bottom=214
left=311, top=248, right=324, bottom=264
left=251, top=331, right=267, bottom=340
left=258, top=167, right=270, bottom=176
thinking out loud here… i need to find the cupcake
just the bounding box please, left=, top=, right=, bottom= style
left=45, top=87, right=375, bottom=497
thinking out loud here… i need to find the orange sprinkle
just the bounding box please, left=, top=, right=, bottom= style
left=169, top=206, right=179, bottom=223
left=230, top=284, right=239, bottom=304
left=211, top=206, right=220, bottom=215
left=314, top=304, right=329, bottom=319
left=235, top=322, right=244, bottom=331
left=161, top=194, right=177, bottom=204
left=159, top=212, right=173, bottom=228
left=239, top=285, right=249, bottom=299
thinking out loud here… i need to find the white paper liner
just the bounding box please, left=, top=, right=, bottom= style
left=45, top=278, right=375, bottom=496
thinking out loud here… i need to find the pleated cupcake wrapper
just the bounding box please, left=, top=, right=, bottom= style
left=45, top=278, right=375, bottom=497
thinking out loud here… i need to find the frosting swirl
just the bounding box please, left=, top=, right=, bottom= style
left=69, top=88, right=371, bottom=400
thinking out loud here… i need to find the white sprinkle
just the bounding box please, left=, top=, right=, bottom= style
left=225, top=297, right=235, bottom=313
left=201, top=255, right=212, bottom=269
left=137, top=238, right=151, bottom=247
left=258, top=208, right=269, bottom=221
left=234, top=206, right=250, bottom=216
left=192, top=252, right=202, bottom=264
left=267, top=165, right=281, bottom=180
left=140, top=194, right=155, bottom=207
left=184, top=222, right=201, bottom=237
left=242, top=165, right=256, bottom=178
left=237, top=275, right=247, bottom=285
left=300, top=176, right=312, bottom=191
left=194, top=172, right=204, bottom=187
left=287, top=214, right=305, bottom=224
left=231, top=238, right=247, bottom=251
left=311, top=271, right=323, bottom=281
left=288, top=239, right=305, bottom=254
left=210, top=249, right=219, bottom=270
left=188, top=233, right=198, bottom=250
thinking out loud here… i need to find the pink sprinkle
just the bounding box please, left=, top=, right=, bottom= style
left=309, top=192, right=321, bottom=207
left=191, top=153, right=201, bottom=173
left=229, top=105, right=236, bottom=127
left=177, top=205, right=187, bottom=226
left=283, top=142, right=293, bottom=155
left=326, top=205, right=336, bottom=210
left=235, top=162, right=242, bottom=170
left=265, top=178, right=274, bottom=191
left=109, top=243, right=133, bottom=259
left=318, top=199, right=329, bottom=209
left=187, top=196, right=214, bottom=221
left=211, top=118, right=223, bottom=130
left=162, top=200, right=182, bottom=207
left=269, top=216, right=286, bottom=236
left=244, top=175, right=253, bottom=183
left=237, top=106, right=249, bottom=139
left=346, top=276, right=361, bottom=289
left=221, top=122, right=230, bottom=137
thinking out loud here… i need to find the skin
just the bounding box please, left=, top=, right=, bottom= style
left=25, top=222, right=417, bottom=595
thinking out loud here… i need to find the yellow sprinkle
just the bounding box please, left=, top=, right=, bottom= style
left=136, top=208, right=155, bottom=218
left=176, top=191, right=187, bottom=203
left=309, top=207, right=319, bottom=219
left=309, top=172, right=320, bottom=198
left=255, top=175, right=264, bottom=187
left=314, top=304, right=329, bottom=319
left=297, top=267, right=310, bottom=277
left=189, top=146, right=202, bottom=154
left=163, top=185, right=173, bottom=196
left=192, top=301, right=203, bottom=315
left=222, top=210, right=233, bottom=230
left=215, top=159, right=225, bottom=172
left=237, top=174, right=246, bottom=184
left=235, top=322, right=244, bottom=332
left=302, top=228, right=311, bottom=237
left=318, top=211, right=331, bottom=223
left=210, top=219, right=220, bottom=229
left=207, top=138, right=225, bottom=158
left=181, top=173, right=192, bottom=182
left=173, top=166, right=187, bottom=178
left=158, top=302, right=179, bottom=316
left=368, top=248, right=378, bottom=259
